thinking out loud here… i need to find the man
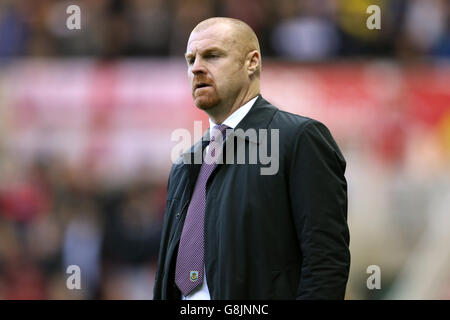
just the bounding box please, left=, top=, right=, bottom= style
left=154, top=17, right=350, bottom=300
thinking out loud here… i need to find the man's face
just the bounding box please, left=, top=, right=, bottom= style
left=185, top=24, right=248, bottom=111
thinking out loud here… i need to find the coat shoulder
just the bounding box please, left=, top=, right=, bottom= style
left=264, top=99, right=341, bottom=157
left=265, top=99, right=324, bottom=135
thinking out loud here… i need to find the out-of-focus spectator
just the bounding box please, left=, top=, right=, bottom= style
left=398, top=0, right=449, bottom=59
left=63, top=199, right=102, bottom=299
left=0, top=1, right=29, bottom=58
left=101, top=180, right=162, bottom=266
left=271, top=0, right=339, bottom=60
left=169, top=0, right=215, bottom=56
left=129, top=0, right=173, bottom=56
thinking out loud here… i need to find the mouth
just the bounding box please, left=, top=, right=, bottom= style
left=194, top=83, right=212, bottom=91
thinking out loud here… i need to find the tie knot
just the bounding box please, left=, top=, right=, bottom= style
left=210, top=124, right=229, bottom=142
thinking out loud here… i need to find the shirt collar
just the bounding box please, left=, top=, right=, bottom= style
left=209, top=96, right=258, bottom=131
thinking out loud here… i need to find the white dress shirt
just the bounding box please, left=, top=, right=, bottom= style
left=182, top=96, right=258, bottom=300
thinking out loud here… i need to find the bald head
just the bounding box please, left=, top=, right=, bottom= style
left=189, top=17, right=261, bottom=75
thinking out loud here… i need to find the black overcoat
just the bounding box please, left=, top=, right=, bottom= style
left=153, top=95, right=350, bottom=299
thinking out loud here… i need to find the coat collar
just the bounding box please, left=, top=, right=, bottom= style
left=234, top=94, right=278, bottom=133
left=179, top=94, right=278, bottom=164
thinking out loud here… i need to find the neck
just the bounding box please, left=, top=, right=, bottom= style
left=207, top=84, right=259, bottom=124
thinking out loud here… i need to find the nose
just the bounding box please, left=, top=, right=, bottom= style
left=191, top=56, right=206, bottom=75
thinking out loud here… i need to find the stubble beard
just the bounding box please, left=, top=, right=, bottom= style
left=193, top=87, right=221, bottom=111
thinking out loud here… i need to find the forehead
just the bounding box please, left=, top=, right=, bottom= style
left=186, top=24, right=237, bottom=54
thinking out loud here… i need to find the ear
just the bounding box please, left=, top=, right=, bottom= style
left=246, top=50, right=260, bottom=76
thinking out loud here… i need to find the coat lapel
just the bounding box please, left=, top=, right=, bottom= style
left=178, top=94, right=279, bottom=193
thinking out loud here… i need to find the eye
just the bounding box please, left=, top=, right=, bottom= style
left=187, top=57, right=195, bottom=65
left=206, top=52, right=219, bottom=59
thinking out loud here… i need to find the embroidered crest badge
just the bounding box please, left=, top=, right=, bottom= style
left=189, top=271, right=199, bottom=282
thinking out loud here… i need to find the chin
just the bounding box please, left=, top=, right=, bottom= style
left=194, top=95, right=220, bottom=110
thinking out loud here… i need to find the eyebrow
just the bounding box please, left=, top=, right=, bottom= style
left=185, top=46, right=225, bottom=60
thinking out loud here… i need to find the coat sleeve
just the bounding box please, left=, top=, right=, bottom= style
left=153, top=166, right=174, bottom=300
left=288, top=119, right=350, bottom=299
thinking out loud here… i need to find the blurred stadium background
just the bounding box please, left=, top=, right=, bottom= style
left=0, top=0, right=449, bottom=299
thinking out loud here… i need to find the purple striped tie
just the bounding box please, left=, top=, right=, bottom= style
left=175, top=124, right=229, bottom=296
